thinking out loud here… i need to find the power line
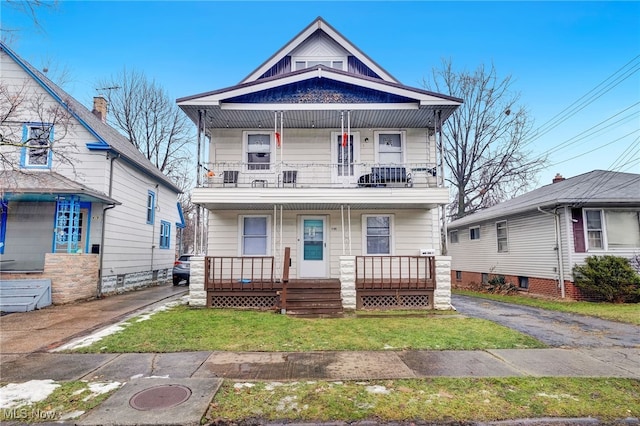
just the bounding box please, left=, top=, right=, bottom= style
left=523, top=55, right=640, bottom=149
left=548, top=129, right=640, bottom=167
left=540, top=102, right=639, bottom=157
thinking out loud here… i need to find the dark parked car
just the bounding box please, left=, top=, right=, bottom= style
left=172, top=254, right=192, bottom=286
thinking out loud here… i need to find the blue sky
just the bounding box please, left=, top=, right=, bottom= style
left=3, top=1, right=639, bottom=186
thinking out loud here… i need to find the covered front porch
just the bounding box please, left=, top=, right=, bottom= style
left=187, top=251, right=452, bottom=315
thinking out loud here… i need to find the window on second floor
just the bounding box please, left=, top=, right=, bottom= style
left=470, top=226, right=480, bottom=240
left=496, top=221, right=508, bottom=252
left=21, top=123, right=53, bottom=169
left=159, top=221, right=171, bottom=249
left=376, top=131, right=405, bottom=165
left=146, top=191, right=155, bottom=224
left=245, top=133, right=272, bottom=170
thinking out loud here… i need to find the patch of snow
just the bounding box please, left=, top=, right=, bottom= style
left=80, top=381, right=123, bottom=402
left=0, top=380, right=60, bottom=409
left=265, top=382, right=285, bottom=391
left=365, top=385, right=390, bottom=395
left=276, top=395, right=299, bottom=412
left=130, top=374, right=144, bottom=379
left=53, top=323, right=129, bottom=351
left=537, top=392, right=579, bottom=401
left=88, top=381, right=122, bottom=395
left=59, top=410, right=85, bottom=420
left=383, top=344, right=395, bottom=349
left=233, top=383, right=255, bottom=389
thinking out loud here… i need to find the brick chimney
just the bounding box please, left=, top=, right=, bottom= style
left=92, top=96, right=107, bottom=123
left=552, top=173, right=565, bottom=184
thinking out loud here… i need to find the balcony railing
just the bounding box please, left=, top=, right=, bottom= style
left=201, top=162, right=438, bottom=189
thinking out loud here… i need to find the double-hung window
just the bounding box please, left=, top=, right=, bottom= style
left=376, top=131, right=404, bottom=165
left=21, top=123, right=53, bottom=168
left=470, top=226, right=480, bottom=240
left=496, top=221, right=508, bottom=252
left=585, top=209, right=640, bottom=250
left=159, top=221, right=171, bottom=249
left=146, top=191, right=155, bottom=224
left=364, top=215, right=392, bottom=254
left=246, top=133, right=271, bottom=170
left=449, top=230, right=459, bottom=244
left=585, top=210, right=603, bottom=249
left=241, top=216, right=269, bottom=255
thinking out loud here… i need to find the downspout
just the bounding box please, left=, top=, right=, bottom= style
left=98, top=151, right=120, bottom=298
left=537, top=206, right=566, bottom=298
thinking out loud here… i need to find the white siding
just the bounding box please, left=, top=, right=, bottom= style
left=102, top=160, right=179, bottom=276
left=206, top=208, right=437, bottom=279
left=449, top=211, right=558, bottom=279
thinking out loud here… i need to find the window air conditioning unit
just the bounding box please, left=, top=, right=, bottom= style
left=419, top=248, right=435, bottom=256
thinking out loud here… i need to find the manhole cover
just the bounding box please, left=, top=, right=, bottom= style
left=129, top=384, right=192, bottom=411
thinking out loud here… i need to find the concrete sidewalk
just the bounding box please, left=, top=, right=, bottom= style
left=0, top=283, right=188, bottom=357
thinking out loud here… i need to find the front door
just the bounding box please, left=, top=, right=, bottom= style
left=331, top=132, right=360, bottom=186
left=298, top=216, right=327, bottom=278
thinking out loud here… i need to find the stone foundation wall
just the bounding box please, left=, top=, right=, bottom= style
left=100, top=268, right=170, bottom=296
left=43, top=253, right=99, bottom=304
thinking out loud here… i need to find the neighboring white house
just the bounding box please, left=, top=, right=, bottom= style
left=447, top=170, right=640, bottom=300
left=0, top=41, right=185, bottom=305
left=177, top=17, right=462, bottom=313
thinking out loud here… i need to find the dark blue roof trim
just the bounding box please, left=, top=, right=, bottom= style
left=86, top=142, right=111, bottom=151
left=225, top=78, right=416, bottom=104
left=176, top=202, right=186, bottom=229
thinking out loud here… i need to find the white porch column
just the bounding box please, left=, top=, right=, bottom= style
left=339, top=255, right=356, bottom=310
left=188, top=256, right=207, bottom=307
left=434, top=255, right=452, bottom=310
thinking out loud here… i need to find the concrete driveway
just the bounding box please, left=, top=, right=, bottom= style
left=452, top=294, right=640, bottom=348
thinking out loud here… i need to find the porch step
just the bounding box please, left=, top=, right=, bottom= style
left=282, top=279, right=343, bottom=318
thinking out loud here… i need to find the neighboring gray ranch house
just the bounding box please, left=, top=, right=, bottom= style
left=447, top=170, right=640, bottom=300
left=178, top=17, right=462, bottom=315
left=0, top=41, right=184, bottom=310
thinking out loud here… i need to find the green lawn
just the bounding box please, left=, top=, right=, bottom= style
left=208, top=377, right=640, bottom=423
left=71, top=306, right=545, bottom=353
left=454, top=290, right=640, bottom=325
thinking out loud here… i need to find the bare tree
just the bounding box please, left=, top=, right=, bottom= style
left=96, top=69, right=193, bottom=181
left=0, top=78, right=76, bottom=180
left=1, top=1, right=59, bottom=42
left=97, top=69, right=196, bottom=254
left=425, top=60, right=546, bottom=220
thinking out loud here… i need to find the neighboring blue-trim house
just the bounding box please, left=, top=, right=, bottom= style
left=0, top=40, right=184, bottom=306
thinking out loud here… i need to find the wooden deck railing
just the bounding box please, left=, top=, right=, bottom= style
left=355, top=255, right=435, bottom=290
left=205, top=256, right=280, bottom=291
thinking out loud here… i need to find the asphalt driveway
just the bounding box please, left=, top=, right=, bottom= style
left=452, top=294, right=640, bottom=348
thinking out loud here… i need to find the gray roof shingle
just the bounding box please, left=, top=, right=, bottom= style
left=449, top=170, right=640, bottom=227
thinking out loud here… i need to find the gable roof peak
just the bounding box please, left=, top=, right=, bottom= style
left=240, top=16, right=399, bottom=85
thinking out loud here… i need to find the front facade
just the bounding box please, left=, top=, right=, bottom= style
left=447, top=171, right=640, bottom=300
left=0, top=42, right=184, bottom=305
left=178, top=18, right=461, bottom=312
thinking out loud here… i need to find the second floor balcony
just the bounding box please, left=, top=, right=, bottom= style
left=193, top=161, right=448, bottom=211
left=201, top=161, right=439, bottom=189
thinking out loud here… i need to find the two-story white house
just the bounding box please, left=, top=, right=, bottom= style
left=0, top=41, right=185, bottom=309
left=178, top=17, right=462, bottom=315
